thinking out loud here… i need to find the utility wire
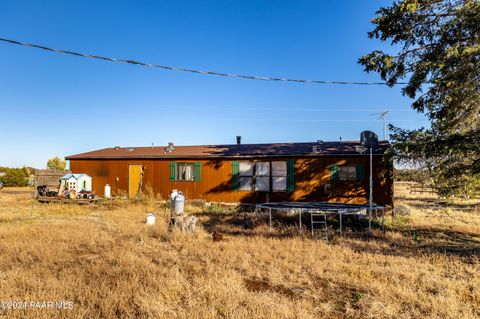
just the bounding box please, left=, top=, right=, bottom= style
left=0, top=37, right=407, bottom=86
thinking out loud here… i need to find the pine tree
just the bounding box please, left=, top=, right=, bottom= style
left=359, top=0, right=480, bottom=198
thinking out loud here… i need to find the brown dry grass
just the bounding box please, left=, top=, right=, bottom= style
left=0, top=186, right=479, bottom=319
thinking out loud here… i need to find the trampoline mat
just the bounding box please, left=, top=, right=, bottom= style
left=256, top=202, right=383, bottom=211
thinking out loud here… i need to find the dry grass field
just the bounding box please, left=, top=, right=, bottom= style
left=0, top=185, right=479, bottom=319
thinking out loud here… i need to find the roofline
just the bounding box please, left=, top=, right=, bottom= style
left=66, top=153, right=386, bottom=160
left=71, top=140, right=388, bottom=150
left=65, top=140, right=391, bottom=160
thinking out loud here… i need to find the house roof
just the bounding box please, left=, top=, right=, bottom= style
left=66, top=141, right=390, bottom=160
left=60, top=173, right=90, bottom=180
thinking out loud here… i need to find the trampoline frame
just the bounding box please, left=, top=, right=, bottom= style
left=254, top=202, right=385, bottom=235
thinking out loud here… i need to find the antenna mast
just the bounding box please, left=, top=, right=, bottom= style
left=369, top=111, right=390, bottom=140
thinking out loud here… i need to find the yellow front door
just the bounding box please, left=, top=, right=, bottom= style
left=128, top=165, right=142, bottom=199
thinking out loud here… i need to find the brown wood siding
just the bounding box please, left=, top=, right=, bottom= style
left=70, top=156, right=393, bottom=206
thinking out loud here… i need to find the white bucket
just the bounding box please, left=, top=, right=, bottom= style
left=146, top=213, right=156, bottom=225
left=104, top=184, right=111, bottom=198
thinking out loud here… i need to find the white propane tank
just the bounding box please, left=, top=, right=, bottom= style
left=104, top=184, right=111, bottom=198
left=146, top=213, right=156, bottom=225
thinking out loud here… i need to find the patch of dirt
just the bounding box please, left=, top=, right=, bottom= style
left=313, top=278, right=367, bottom=314
left=212, top=231, right=225, bottom=242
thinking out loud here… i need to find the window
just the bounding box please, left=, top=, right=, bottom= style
left=331, top=164, right=364, bottom=182
left=255, top=162, right=270, bottom=192
left=232, top=160, right=294, bottom=192
left=176, top=163, right=195, bottom=181
left=170, top=162, right=201, bottom=182
left=272, top=161, right=287, bottom=192
left=239, top=161, right=253, bottom=191
left=339, top=165, right=357, bottom=181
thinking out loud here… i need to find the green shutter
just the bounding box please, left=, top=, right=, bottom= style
left=356, top=164, right=365, bottom=181
left=330, top=164, right=339, bottom=182
left=287, top=159, right=295, bottom=192
left=194, top=162, right=201, bottom=182
left=169, top=162, right=177, bottom=181
left=232, top=161, right=239, bottom=191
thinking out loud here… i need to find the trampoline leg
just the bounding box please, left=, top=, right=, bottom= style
left=382, top=208, right=385, bottom=233
left=298, top=210, right=302, bottom=230
left=368, top=208, right=372, bottom=232
left=310, top=212, right=313, bottom=237
left=269, top=208, right=272, bottom=230
left=299, top=209, right=302, bottom=230
left=339, top=212, right=343, bottom=235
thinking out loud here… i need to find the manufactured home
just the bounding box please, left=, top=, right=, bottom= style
left=66, top=135, right=393, bottom=206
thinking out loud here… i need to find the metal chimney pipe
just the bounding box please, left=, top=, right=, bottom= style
left=236, top=136, right=242, bottom=145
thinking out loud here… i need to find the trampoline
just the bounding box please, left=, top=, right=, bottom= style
left=255, top=202, right=385, bottom=236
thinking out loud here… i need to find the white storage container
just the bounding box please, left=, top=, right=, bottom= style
left=146, top=213, right=156, bottom=225
left=104, top=184, right=111, bottom=198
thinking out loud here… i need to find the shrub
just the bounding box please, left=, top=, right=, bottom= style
left=0, top=168, right=29, bottom=187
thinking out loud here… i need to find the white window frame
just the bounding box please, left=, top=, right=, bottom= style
left=255, top=162, right=270, bottom=192
left=176, top=163, right=195, bottom=182
left=238, top=161, right=253, bottom=191
left=272, top=161, right=287, bottom=192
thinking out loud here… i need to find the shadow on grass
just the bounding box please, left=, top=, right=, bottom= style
left=339, top=225, right=480, bottom=259
left=196, top=210, right=383, bottom=240
left=395, top=196, right=480, bottom=211
left=197, top=211, right=480, bottom=258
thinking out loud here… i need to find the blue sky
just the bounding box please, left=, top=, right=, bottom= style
left=0, top=0, right=429, bottom=168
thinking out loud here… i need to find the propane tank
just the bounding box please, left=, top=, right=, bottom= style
left=104, top=184, right=111, bottom=198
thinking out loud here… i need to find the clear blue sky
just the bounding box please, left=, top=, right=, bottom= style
left=0, top=0, right=428, bottom=168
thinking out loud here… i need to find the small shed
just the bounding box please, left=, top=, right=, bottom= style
left=60, top=174, right=92, bottom=193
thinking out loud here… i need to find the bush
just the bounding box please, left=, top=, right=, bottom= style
left=0, top=168, right=29, bottom=187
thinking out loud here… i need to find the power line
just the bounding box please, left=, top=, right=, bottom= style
left=1, top=105, right=414, bottom=112
left=147, top=106, right=413, bottom=112
left=236, top=118, right=420, bottom=122
left=0, top=37, right=407, bottom=86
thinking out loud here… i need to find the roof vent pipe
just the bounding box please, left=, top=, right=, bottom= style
left=236, top=136, right=242, bottom=145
